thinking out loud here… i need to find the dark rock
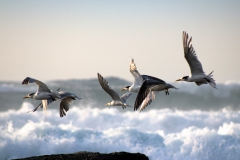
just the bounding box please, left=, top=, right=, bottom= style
left=13, top=151, right=149, bottom=160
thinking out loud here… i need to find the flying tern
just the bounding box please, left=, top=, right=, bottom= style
left=27, top=90, right=82, bottom=117
left=97, top=73, right=132, bottom=109
left=121, top=58, right=176, bottom=111
left=22, top=77, right=61, bottom=111
left=176, top=31, right=216, bottom=88
left=120, top=59, right=159, bottom=109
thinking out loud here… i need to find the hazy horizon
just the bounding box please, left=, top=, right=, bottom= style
left=1, top=1, right=240, bottom=83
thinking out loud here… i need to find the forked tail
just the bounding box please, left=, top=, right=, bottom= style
left=206, top=71, right=217, bottom=89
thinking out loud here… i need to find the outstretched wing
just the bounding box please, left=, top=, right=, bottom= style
left=58, top=91, right=82, bottom=100
left=134, top=80, right=160, bottom=111
left=139, top=91, right=159, bottom=112
left=183, top=31, right=205, bottom=75
left=130, top=58, right=144, bottom=86
left=120, top=92, right=132, bottom=103
left=97, top=73, right=121, bottom=101
left=59, top=97, right=74, bottom=117
left=22, top=77, right=51, bottom=93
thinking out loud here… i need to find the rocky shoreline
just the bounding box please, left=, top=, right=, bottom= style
left=13, top=151, right=149, bottom=160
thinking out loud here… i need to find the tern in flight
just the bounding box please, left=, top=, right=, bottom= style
left=121, top=58, right=177, bottom=111
left=97, top=73, right=132, bottom=109
left=176, top=31, right=216, bottom=88
left=120, top=59, right=160, bottom=109
left=27, top=90, right=81, bottom=117
left=22, top=77, right=61, bottom=111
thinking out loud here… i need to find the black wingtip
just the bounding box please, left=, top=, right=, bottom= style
left=97, top=73, right=103, bottom=80
left=22, top=77, right=30, bottom=85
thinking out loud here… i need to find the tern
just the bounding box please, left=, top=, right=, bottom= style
left=22, top=77, right=61, bottom=111
left=97, top=73, right=132, bottom=109
left=176, top=31, right=216, bottom=88
left=121, top=59, right=176, bottom=111
left=27, top=90, right=81, bottom=117
left=120, top=59, right=159, bottom=109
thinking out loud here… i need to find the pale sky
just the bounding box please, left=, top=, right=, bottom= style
left=0, top=0, right=239, bottom=83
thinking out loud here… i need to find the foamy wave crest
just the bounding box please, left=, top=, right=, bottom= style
left=1, top=102, right=240, bottom=160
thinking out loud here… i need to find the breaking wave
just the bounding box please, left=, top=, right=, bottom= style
left=1, top=102, right=240, bottom=160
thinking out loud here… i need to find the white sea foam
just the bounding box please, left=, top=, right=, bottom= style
left=1, top=102, right=240, bottom=160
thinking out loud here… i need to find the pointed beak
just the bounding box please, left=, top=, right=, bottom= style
left=176, top=79, right=182, bottom=82
left=23, top=96, right=29, bottom=99
left=120, top=88, right=126, bottom=91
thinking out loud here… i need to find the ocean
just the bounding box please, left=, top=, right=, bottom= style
left=0, top=77, right=240, bottom=160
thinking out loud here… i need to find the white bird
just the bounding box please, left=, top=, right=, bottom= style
left=22, top=77, right=61, bottom=111
left=97, top=73, right=132, bottom=109
left=176, top=31, right=216, bottom=88
left=27, top=90, right=82, bottom=117
left=134, top=78, right=178, bottom=112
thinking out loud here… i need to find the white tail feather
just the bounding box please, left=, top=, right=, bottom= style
left=206, top=71, right=217, bottom=89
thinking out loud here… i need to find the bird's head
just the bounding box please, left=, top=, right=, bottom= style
left=120, top=86, right=130, bottom=91
left=105, top=101, right=114, bottom=106
left=176, top=76, right=189, bottom=82
left=23, top=93, right=35, bottom=99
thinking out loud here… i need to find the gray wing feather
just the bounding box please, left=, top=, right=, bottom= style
left=97, top=73, right=121, bottom=101
left=120, top=92, right=132, bottom=103
left=58, top=91, right=81, bottom=100
left=139, top=92, right=152, bottom=111
left=22, top=77, right=51, bottom=93
left=134, top=81, right=156, bottom=111
left=183, top=31, right=205, bottom=75
left=59, top=97, right=74, bottom=117
left=57, top=91, right=81, bottom=117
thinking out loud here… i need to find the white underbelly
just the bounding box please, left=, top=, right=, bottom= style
left=189, top=74, right=206, bottom=82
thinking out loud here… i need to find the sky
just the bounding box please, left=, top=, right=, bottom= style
left=0, top=0, right=239, bottom=83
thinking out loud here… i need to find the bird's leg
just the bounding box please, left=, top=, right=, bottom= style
left=165, top=89, right=169, bottom=95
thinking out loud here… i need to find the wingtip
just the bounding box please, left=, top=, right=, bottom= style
left=131, top=58, right=134, bottom=63
left=134, top=106, right=139, bottom=111
left=22, top=78, right=28, bottom=84
left=77, top=96, right=82, bottom=100
left=97, top=73, right=103, bottom=80
left=21, top=77, right=31, bottom=85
